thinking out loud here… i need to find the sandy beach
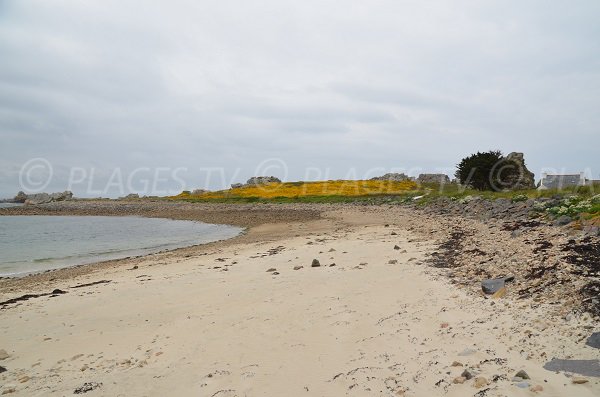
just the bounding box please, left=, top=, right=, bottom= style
left=0, top=202, right=599, bottom=396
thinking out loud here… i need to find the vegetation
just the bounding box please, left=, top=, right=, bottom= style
left=455, top=150, right=519, bottom=191
left=172, top=180, right=418, bottom=201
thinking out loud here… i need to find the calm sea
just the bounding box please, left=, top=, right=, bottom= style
left=0, top=215, right=242, bottom=276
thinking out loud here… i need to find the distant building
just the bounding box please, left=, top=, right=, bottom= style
left=538, top=172, right=587, bottom=190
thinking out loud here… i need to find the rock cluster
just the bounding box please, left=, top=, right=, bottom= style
left=231, top=176, right=282, bottom=189
left=370, top=173, right=410, bottom=182
left=23, top=191, right=73, bottom=205
left=417, top=174, right=451, bottom=185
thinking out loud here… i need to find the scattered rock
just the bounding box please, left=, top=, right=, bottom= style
left=272, top=272, right=280, bottom=275
left=481, top=278, right=505, bottom=294
left=18, top=376, right=29, bottom=383
left=461, top=369, right=475, bottom=380
left=266, top=268, right=277, bottom=272
left=473, top=377, right=488, bottom=388
left=371, top=173, right=410, bottom=182
left=572, top=377, right=589, bottom=384
left=388, top=259, right=398, bottom=264
left=0, top=365, right=6, bottom=373
left=394, top=245, right=401, bottom=250
left=0, top=350, right=9, bottom=360
left=453, top=376, right=466, bottom=384
left=586, top=332, right=600, bottom=349
left=1, top=387, right=15, bottom=395
left=73, top=382, right=102, bottom=394
left=391, top=231, right=397, bottom=235
left=293, top=266, right=303, bottom=270
left=543, top=359, right=600, bottom=377
left=515, top=381, right=530, bottom=389
left=311, top=259, right=321, bottom=267
left=451, top=361, right=463, bottom=367
left=515, top=370, right=530, bottom=380
left=328, top=248, right=336, bottom=252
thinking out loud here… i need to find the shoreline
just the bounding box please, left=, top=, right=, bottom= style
left=0, top=201, right=598, bottom=395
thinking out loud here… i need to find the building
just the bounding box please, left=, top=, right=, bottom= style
left=538, top=172, right=587, bottom=190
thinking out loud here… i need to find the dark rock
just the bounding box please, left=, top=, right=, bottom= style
left=586, top=332, right=600, bottom=349
left=553, top=215, right=572, bottom=226
left=504, top=275, right=515, bottom=283
left=543, top=359, right=600, bottom=377
left=394, top=245, right=400, bottom=250
left=504, top=152, right=536, bottom=190
left=515, top=370, right=530, bottom=380
left=461, top=369, right=475, bottom=380
left=293, top=266, right=303, bottom=270
left=481, top=278, right=505, bottom=294
left=74, top=382, right=102, bottom=394
left=311, top=259, right=321, bottom=267
left=51, top=289, right=66, bottom=295
left=266, top=268, right=277, bottom=272
left=0, top=365, right=6, bottom=373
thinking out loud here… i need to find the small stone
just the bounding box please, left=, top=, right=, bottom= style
left=453, top=376, right=466, bottom=384
left=586, top=332, right=600, bottom=349
left=311, top=259, right=321, bottom=267
left=572, top=377, right=589, bottom=384
left=0, top=365, right=6, bottom=374
left=266, top=268, right=277, bottom=272
left=293, top=266, right=303, bottom=270
left=0, top=350, right=9, bottom=360
left=461, top=369, right=475, bottom=380
left=515, top=370, right=530, bottom=380
left=328, top=248, right=336, bottom=252
left=451, top=361, right=463, bottom=367
left=388, top=259, right=398, bottom=264
left=393, top=245, right=400, bottom=250
left=530, top=385, right=543, bottom=392
left=391, top=231, right=397, bottom=235
left=18, top=376, right=29, bottom=383
left=492, top=287, right=507, bottom=299
left=80, top=364, right=88, bottom=371
left=473, top=377, right=487, bottom=388
left=272, top=272, right=280, bottom=275
left=1, top=388, right=16, bottom=395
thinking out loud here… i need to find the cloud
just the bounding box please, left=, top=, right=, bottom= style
left=0, top=0, right=599, bottom=197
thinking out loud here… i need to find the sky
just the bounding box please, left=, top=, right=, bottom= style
left=0, top=0, right=599, bottom=198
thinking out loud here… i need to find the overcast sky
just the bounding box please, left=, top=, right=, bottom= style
left=1, top=0, right=599, bottom=197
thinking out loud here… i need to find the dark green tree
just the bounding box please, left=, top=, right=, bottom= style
left=455, top=150, right=520, bottom=191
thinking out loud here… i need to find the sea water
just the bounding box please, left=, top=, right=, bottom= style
left=0, top=216, right=242, bottom=276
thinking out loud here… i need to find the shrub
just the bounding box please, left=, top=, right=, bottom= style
left=455, top=150, right=520, bottom=191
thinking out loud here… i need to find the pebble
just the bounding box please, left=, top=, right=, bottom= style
left=572, top=377, right=589, bottom=384
left=0, top=350, right=9, bottom=360
left=18, top=376, right=29, bottom=383
left=473, top=377, right=487, bottom=388
left=388, top=259, right=398, bottom=264
left=530, top=385, right=543, bottom=392
left=311, top=259, right=321, bottom=267
left=266, top=268, right=277, bottom=272
left=451, top=361, right=463, bottom=367
left=394, top=245, right=400, bottom=250
left=293, top=266, right=303, bottom=270
left=452, top=376, right=466, bottom=384
left=1, top=388, right=15, bottom=395
left=515, top=370, right=530, bottom=380
left=461, top=369, right=475, bottom=380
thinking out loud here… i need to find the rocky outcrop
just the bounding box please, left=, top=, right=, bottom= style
left=24, top=191, right=73, bottom=205
left=13, top=191, right=28, bottom=203
left=504, top=152, right=536, bottom=190
left=417, top=174, right=451, bottom=185
left=231, top=177, right=281, bottom=189
left=370, top=173, right=411, bottom=182
left=245, top=176, right=281, bottom=186
left=191, top=189, right=209, bottom=195
left=119, top=193, right=140, bottom=200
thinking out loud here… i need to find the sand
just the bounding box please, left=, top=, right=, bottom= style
left=0, top=204, right=599, bottom=396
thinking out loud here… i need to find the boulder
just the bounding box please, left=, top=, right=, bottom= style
left=245, top=176, right=281, bottom=186
left=230, top=183, right=243, bottom=189
left=24, top=191, right=73, bottom=205
left=504, top=152, right=536, bottom=190
left=370, top=173, right=411, bottom=182
left=481, top=278, right=505, bottom=294
left=417, top=174, right=451, bottom=185
left=13, top=191, right=27, bottom=203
